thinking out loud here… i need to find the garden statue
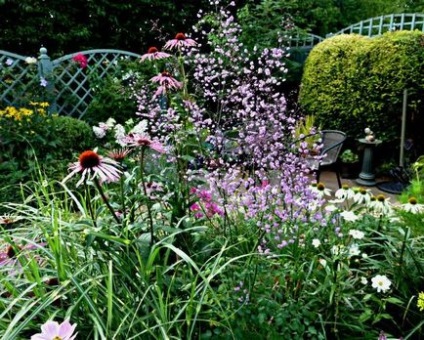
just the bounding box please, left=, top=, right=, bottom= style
left=364, top=127, right=375, bottom=142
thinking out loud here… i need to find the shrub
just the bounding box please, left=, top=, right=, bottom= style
left=299, top=30, right=424, bottom=158
left=0, top=107, right=95, bottom=207
left=84, top=59, right=155, bottom=125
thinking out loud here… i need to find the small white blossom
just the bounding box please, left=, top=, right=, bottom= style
left=340, top=210, right=359, bottom=222
left=25, top=56, right=37, bottom=64
left=360, top=277, right=368, bottom=285
left=312, top=239, right=321, bottom=248
left=371, top=274, right=392, bottom=293
left=349, top=229, right=365, bottom=240
left=348, top=243, right=361, bottom=257
left=93, top=126, right=107, bottom=138
left=318, top=259, right=327, bottom=268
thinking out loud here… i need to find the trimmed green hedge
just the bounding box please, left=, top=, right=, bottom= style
left=0, top=114, right=95, bottom=209
left=299, top=30, right=424, bottom=155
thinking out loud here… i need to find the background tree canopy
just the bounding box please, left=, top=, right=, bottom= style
left=0, top=0, right=211, bottom=57
left=1, top=0, right=423, bottom=57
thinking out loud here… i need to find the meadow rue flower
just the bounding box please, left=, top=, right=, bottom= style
left=417, top=291, right=424, bottom=311
left=163, top=32, right=197, bottom=50
left=140, top=46, right=171, bottom=61
left=31, top=319, right=77, bottom=340
left=349, top=229, right=365, bottom=240
left=312, top=238, right=321, bottom=248
left=63, top=149, right=122, bottom=186
left=340, top=210, right=359, bottom=222
left=72, top=53, right=88, bottom=68
left=335, top=184, right=355, bottom=201
left=371, top=274, right=392, bottom=293
left=401, top=197, right=424, bottom=214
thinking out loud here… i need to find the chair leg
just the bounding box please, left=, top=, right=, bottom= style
left=316, top=169, right=321, bottom=184
left=336, top=171, right=342, bottom=188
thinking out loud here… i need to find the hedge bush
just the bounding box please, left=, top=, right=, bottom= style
left=0, top=110, right=95, bottom=208
left=299, top=30, right=424, bottom=157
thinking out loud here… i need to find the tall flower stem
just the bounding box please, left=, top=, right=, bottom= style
left=84, top=181, right=97, bottom=229
left=139, top=147, right=155, bottom=247
left=93, top=178, right=121, bottom=225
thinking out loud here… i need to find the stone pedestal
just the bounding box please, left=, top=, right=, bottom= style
left=356, top=138, right=381, bottom=186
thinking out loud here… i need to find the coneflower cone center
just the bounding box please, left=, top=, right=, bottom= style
left=79, top=150, right=100, bottom=169
left=148, top=47, right=158, bottom=53
left=7, top=246, right=16, bottom=258
left=175, top=32, right=186, bottom=40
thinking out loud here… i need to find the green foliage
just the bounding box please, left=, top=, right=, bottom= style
left=84, top=59, right=155, bottom=125
left=0, top=108, right=95, bottom=207
left=299, top=30, right=424, bottom=155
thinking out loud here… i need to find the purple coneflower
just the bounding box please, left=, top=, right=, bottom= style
left=150, top=71, right=182, bottom=91
left=31, top=319, right=77, bottom=340
left=127, top=134, right=165, bottom=153
left=107, top=148, right=131, bottom=162
left=164, top=32, right=197, bottom=50
left=63, top=149, right=122, bottom=186
left=140, top=46, right=171, bottom=61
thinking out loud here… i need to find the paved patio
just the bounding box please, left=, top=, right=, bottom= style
left=317, top=170, right=402, bottom=203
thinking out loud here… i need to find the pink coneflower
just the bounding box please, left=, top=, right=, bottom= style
left=140, top=46, right=171, bottom=61
left=163, top=32, right=197, bottom=50
left=127, top=133, right=165, bottom=153
left=63, top=149, right=122, bottom=186
left=31, top=319, right=77, bottom=340
left=107, top=148, right=131, bottom=162
left=150, top=71, right=182, bottom=91
left=72, top=53, right=88, bottom=69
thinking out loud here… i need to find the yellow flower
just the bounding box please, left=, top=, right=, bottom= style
left=418, top=292, right=424, bottom=311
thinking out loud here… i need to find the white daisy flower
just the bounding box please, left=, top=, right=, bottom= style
left=371, top=274, right=392, bottom=293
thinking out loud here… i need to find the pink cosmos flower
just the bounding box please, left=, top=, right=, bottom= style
left=63, top=149, right=122, bottom=186
left=126, top=133, right=165, bottom=153
left=31, top=319, right=77, bottom=340
left=140, top=46, right=171, bottom=61
left=72, top=53, right=88, bottom=69
left=163, top=32, right=197, bottom=50
left=150, top=71, right=182, bottom=91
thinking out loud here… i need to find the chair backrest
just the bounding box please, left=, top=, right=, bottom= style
left=320, top=130, right=347, bottom=164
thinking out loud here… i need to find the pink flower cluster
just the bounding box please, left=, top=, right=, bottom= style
left=190, top=188, right=224, bottom=219
left=72, top=53, right=88, bottom=69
